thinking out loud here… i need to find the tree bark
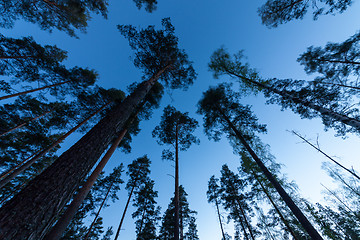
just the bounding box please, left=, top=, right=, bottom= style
left=0, top=109, right=54, bottom=137
left=0, top=101, right=111, bottom=189
left=218, top=109, right=323, bottom=240
left=0, top=66, right=169, bottom=240
left=0, top=80, right=72, bottom=101
left=228, top=70, right=360, bottom=132
left=114, top=185, right=135, bottom=240
left=45, top=128, right=128, bottom=240
left=174, top=122, right=180, bottom=240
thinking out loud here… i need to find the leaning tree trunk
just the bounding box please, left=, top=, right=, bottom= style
left=83, top=181, right=114, bottom=240
left=0, top=66, right=169, bottom=240
left=0, top=108, right=54, bottom=137
left=174, top=122, right=180, bottom=240
left=235, top=196, right=255, bottom=240
left=253, top=171, right=299, bottom=240
left=215, top=198, right=227, bottom=240
left=218, top=109, right=323, bottom=240
left=0, top=80, right=72, bottom=101
left=45, top=128, right=128, bottom=240
left=229, top=70, right=360, bottom=132
left=0, top=101, right=111, bottom=189
left=114, top=185, right=135, bottom=240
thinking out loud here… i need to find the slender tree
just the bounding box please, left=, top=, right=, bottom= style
left=153, top=105, right=199, bottom=240
left=258, top=0, right=353, bottom=28
left=0, top=18, right=195, bottom=239
left=131, top=179, right=160, bottom=240
left=209, top=47, right=360, bottom=136
left=197, top=84, right=323, bottom=239
left=207, top=176, right=229, bottom=240
left=114, top=155, right=152, bottom=240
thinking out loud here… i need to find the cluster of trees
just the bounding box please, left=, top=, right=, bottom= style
left=0, top=0, right=359, bottom=239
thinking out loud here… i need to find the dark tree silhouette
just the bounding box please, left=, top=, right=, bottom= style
left=0, top=18, right=195, bottom=239
left=153, top=105, right=199, bottom=240
left=258, top=0, right=353, bottom=28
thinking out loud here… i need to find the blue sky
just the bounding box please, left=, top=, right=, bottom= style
left=2, top=0, right=360, bottom=239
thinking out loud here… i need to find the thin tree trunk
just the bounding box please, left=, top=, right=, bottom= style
left=235, top=198, right=255, bottom=240
left=215, top=199, right=227, bottom=240
left=0, top=101, right=111, bottom=189
left=137, top=208, right=147, bottom=237
left=0, top=109, right=54, bottom=137
left=218, top=109, right=323, bottom=240
left=291, top=130, right=360, bottom=180
left=228, top=70, right=360, bottom=132
left=321, top=184, right=354, bottom=214
left=114, top=185, right=135, bottom=240
left=84, top=181, right=114, bottom=240
left=45, top=128, right=128, bottom=240
left=237, top=214, right=250, bottom=240
left=0, top=66, right=170, bottom=240
left=174, top=122, right=180, bottom=240
left=253, top=172, right=299, bottom=240
left=0, top=80, right=72, bottom=101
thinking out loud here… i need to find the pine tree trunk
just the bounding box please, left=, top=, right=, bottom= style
left=84, top=181, right=114, bottom=240
left=215, top=199, right=227, bottom=240
left=237, top=215, right=250, bottom=240
left=253, top=172, right=299, bottom=240
left=45, top=128, right=128, bottom=240
left=0, top=66, right=169, bottom=240
left=0, top=102, right=111, bottom=189
left=0, top=108, right=54, bottom=137
left=219, top=109, right=323, bottom=240
left=114, top=185, right=135, bottom=240
left=229, top=71, right=360, bottom=132
left=137, top=208, right=147, bottom=238
left=235, top=198, right=255, bottom=240
left=292, top=130, right=360, bottom=180
left=174, top=122, right=180, bottom=240
left=0, top=80, right=72, bottom=101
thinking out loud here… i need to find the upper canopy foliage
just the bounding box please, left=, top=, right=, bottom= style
left=118, top=18, right=196, bottom=90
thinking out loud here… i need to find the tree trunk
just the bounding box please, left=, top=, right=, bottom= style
left=0, top=80, right=72, bottom=101
left=0, top=109, right=54, bottom=137
left=235, top=198, right=255, bottom=240
left=218, top=109, right=323, bottom=240
left=237, top=214, right=250, bottom=240
left=228, top=70, right=360, bottom=132
left=45, top=128, right=128, bottom=240
left=0, top=101, right=111, bottom=189
left=174, top=122, right=180, bottom=240
left=0, top=66, right=169, bottom=240
left=114, top=185, right=135, bottom=240
left=137, top=208, right=147, bottom=238
left=215, top=199, right=227, bottom=240
left=315, top=58, right=360, bottom=65
left=84, top=181, right=114, bottom=240
left=291, top=130, right=360, bottom=180
left=253, top=172, right=299, bottom=240
left=318, top=82, right=360, bottom=91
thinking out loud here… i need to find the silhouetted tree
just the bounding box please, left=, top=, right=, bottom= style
left=153, top=105, right=199, bottom=240
left=133, top=0, right=157, bottom=12
left=209, top=47, right=360, bottom=136
left=258, top=0, right=353, bottom=28
left=158, top=186, right=198, bottom=240
left=197, top=84, right=323, bottom=239
left=0, top=18, right=195, bottom=239
left=0, top=0, right=109, bottom=37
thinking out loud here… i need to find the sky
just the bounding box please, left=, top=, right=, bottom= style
left=2, top=0, right=360, bottom=239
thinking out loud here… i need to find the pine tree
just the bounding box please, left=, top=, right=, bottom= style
left=197, top=84, right=323, bottom=239
left=258, top=0, right=353, bottom=28
left=209, top=47, right=360, bottom=136
left=0, top=18, right=196, bottom=239
left=158, top=186, right=198, bottom=240
left=153, top=105, right=199, bottom=240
